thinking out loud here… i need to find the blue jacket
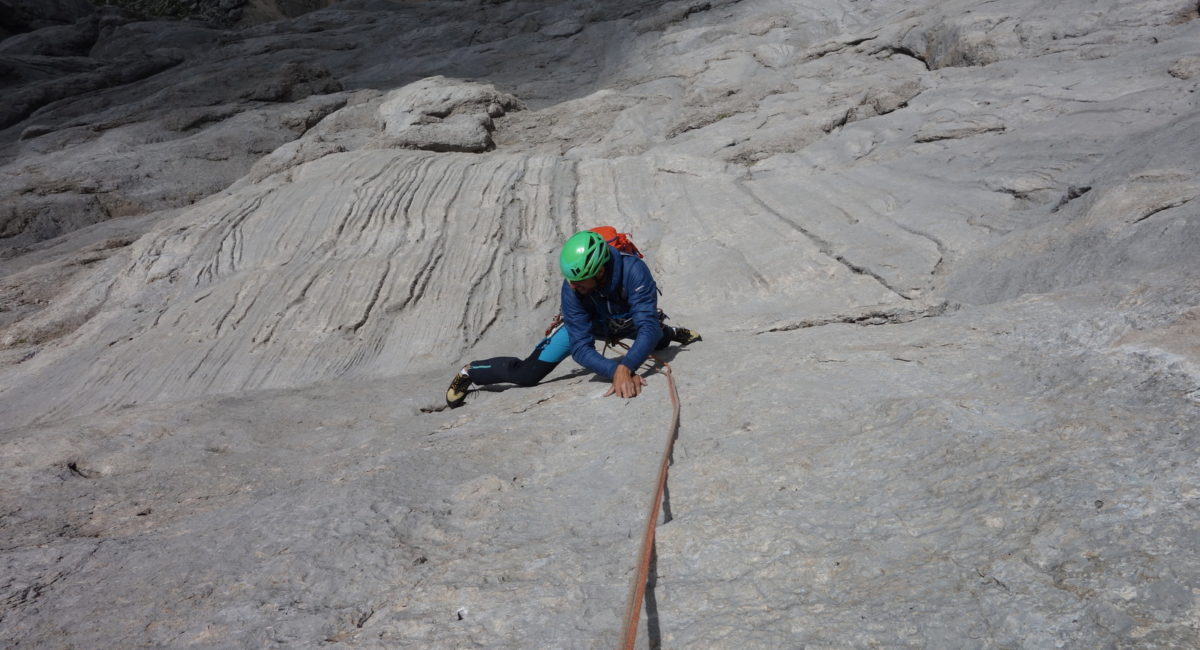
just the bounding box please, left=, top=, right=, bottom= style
left=560, top=246, right=661, bottom=379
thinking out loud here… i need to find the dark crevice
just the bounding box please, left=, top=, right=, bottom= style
left=167, top=108, right=240, bottom=134
left=892, top=222, right=948, bottom=277
left=254, top=273, right=317, bottom=346
left=759, top=301, right=950, bottom=333
left=843, top=36, right=880, bottom=48
left=967, top=213, right=1009, bottom=234
left=734, top=177, right=916, bottom=301
left=666, top=112, right=734, bottom=139
left=66, top=461, right=91, bottom=478
left=185, top=346, right=215, bottom=382
left=1051, top=185, right=1092, bottom=213
left=1131, top=197, right=1193, bottom=225
left=212, top=300, right=239, bottom=337
left=874, top=98, right=911, bottom=118
left=802, top=35, right=879, bottom=62
left=348, top=258, right=391, bottom=333
left=3, top=540, right=102, bottom=607
left=996, top=187, right=1038, bottom=201
left=401, top=249, right=444, bottom=315
left=833, top=253, right=914, bottom=300
left=872, top=44, right=931, bottom=71
left=680, top=2, right=713, bottom=20
left=657, top=1, right=712, bottom=31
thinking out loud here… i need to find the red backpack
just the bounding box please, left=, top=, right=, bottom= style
left=589, top=225, right=643, bottom=259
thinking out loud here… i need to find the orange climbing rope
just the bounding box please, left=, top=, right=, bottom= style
left=618, top=347, right=681, bottom=650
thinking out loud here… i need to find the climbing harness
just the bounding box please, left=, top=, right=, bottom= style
left=543, top=312, right=563, bottom=337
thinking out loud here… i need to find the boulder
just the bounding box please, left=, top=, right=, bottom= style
left=1169, top=55, right=1200, bottom=79
left=376, top=76, right=525, bottom=152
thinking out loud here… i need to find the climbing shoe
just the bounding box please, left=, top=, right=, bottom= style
left=446, top=368, right=473, bottom=408
left=671, top=327, right=702, bottom=345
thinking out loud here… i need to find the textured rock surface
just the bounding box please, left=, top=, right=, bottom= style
left=1, top=374, right=667, bottom=645
left=0, top=0, right=660, bottom=247
left=1, top=0, right=1199, bottom=647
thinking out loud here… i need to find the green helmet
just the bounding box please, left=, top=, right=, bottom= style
left=559, top=230, right=610, bottom=281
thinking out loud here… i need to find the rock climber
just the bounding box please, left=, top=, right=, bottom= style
left=446, top=229, right=701, bottom=407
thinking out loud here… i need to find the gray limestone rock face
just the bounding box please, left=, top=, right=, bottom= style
left=1, top=0, right=1200, bottom=647
left=87, top=19, right=223, bottom=58
left=0, top=50, right=183, bottom=129
left=238, top=0, right=337, bottom=26
left=0, top=0, right=668, bottom=250
left=0, top=0, right=95, bottom=35
left=0, top=19, right=98, bottom=56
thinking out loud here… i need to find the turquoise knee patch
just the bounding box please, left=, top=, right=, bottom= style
left=536, top=326, right=571, bottom=363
